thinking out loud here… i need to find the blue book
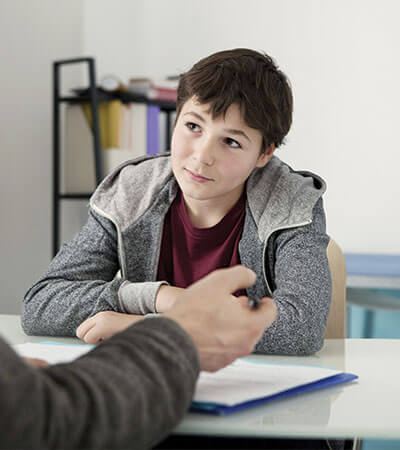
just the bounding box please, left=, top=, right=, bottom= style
left=190, top=359, right=358, bottom=415
left=146, top=105, right=160, bottom=155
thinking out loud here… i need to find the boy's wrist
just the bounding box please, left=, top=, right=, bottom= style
left=155, top=285, right=183, bottom=313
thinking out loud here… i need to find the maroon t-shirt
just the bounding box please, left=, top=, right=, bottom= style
left=157, top=189, right=246, bottom=294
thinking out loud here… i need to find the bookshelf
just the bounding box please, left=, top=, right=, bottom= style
left=53, top=57, right=176, bottom=256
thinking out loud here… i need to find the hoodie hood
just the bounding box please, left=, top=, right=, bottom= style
left=90, top=153, right=326, bottom=242
left=246, top=155, right=326, bottom=241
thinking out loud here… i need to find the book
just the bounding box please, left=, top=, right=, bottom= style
left=148, top=79, right=178, bottom=102
left=127, top=77, right=152, bottom=96
left=191, top=358, right=358, bottom=415
left=81, top=100, right=122, bottom=150
left=146, top=105, right=160, bottom=155
left=127, top=77, right=178, bottom=102
left=100, top=102, right=148, bottom=174
left=118, top=103, right=133, bottom=150
left=147, top=86, right=177, bottom=102
left=131, top=102, right=147, bottom=156
left=63, top=100, right=151, bottom=193
left=158, top=110, right=176, bottom=154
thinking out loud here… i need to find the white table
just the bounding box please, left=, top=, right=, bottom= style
left=1, top=314, right=400, bottom=441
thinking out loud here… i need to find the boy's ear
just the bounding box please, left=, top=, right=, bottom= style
left=256, top=144, right=275, bottom=168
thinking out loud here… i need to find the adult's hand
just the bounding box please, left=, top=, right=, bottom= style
left=23, top=357, right=49, bottom=368
left=76, top=311, right=144, bottom=344
left=165, top=265, right=277, bottom=372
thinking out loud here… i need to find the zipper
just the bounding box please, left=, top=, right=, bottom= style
left=90, top=202, right=312, bottom=290
left=262, top=219, right=312, bottom=296
left=152, top=218, right=166, bottom=281
left=90, top=202, right=127, bottom=279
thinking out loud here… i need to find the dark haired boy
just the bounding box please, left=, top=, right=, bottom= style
left=23, top=48, right=331, bottom=356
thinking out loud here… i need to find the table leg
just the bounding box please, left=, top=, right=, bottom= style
left=363, top=310, right=375, bottom=337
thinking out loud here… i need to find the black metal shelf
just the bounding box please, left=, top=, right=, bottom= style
left=59, top=94, right=176, bottom=112
left=69, top=88, right=177, bottom=111
left=53, top=57, right=102, bottom=257
left=59, top=194, right=92, bottom=200
left=53, top=57, right=176, bottom=256
left=59, top=96, right=98, bottom=103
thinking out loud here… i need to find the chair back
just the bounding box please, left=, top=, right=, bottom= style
left=324, top=238, right=347, bottom=338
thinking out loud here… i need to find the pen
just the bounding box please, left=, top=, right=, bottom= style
left=247, top=297, right=261, bottom=309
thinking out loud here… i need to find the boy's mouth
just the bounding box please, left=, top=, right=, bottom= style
left=184, top=168, right=214, bottom=183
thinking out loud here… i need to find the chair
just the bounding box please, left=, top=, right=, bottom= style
left=324, top=238, right=347, bottom=339
left=324, top=240, right=363, bottom=450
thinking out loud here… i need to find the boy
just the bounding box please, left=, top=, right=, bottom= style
left=23, top=48, right=331, bottom=355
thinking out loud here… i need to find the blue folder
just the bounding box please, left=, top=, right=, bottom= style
left=191, top=372, right=358, bottom=415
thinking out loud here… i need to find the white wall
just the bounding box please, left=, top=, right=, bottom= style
left=0, top=0, right=84, bottom=314
left=1, top=0, right=399, bottom=314
left=83, top=0, right=400, bottom=254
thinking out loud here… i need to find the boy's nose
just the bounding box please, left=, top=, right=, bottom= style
left=193, top=141, right=215, bottom=166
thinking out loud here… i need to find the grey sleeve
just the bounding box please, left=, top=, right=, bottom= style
left=0, top=316, right=200, bottom=450
left=119, top=280, right=169, bottom=314
left=22, top=210, right=161, bottom=337
left=255, top=198, right=331, bottom=356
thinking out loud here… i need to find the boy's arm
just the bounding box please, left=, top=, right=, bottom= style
left=0, top=316, right=199, bottom=450
left=22, top=210, right=164, bottom=336
left=255, top=199, right=331, bottom=355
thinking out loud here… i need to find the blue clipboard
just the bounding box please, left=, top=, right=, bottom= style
left=191, top=372, right=358, bottom=415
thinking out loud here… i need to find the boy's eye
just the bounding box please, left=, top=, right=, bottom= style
left=186, top=122, right=201, bottom=132
left=225, top=138, right=241, bottom=149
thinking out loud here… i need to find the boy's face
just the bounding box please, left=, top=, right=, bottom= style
left=171, top=97, right=273, bottom=212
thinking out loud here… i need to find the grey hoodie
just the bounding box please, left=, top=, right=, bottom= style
left=22, top=154, right=331, bottom=355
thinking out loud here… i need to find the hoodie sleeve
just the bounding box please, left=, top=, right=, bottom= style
left=0, top=316, right=200, bottom=450
left=22, top=209, right=164, bottom=337
left=254, top=198, right=332, bottom=355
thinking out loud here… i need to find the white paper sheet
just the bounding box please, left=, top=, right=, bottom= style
left=13, top=342, right=93, bottom=365
left=194, top=359, right=341, bottom=406
left=13, top=344, right=342, bottom=406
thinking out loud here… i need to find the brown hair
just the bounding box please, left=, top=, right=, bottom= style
left=176, top=48, right=293, bottom=150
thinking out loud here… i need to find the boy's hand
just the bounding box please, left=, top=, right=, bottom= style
left=155, top=285, right=184, bottom=313
left=165, top=265, right=277, bottom=372
left=76, top=311, right=143, bottom=345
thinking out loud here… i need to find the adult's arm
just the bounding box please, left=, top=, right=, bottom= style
left=0, top=316, right=199, bottom=450
left=255, top=199, right=332, bottom=355
left=22, top=209, right=165, bottom=336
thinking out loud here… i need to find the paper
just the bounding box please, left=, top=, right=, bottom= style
left=13, top=342, right=93, bottom=365
left=194, top=359, right=341, bottom=406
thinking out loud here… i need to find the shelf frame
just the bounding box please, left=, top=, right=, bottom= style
left=52, top=57, right=176, bottom=257
left=53, top=57, right=102, bottom=256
